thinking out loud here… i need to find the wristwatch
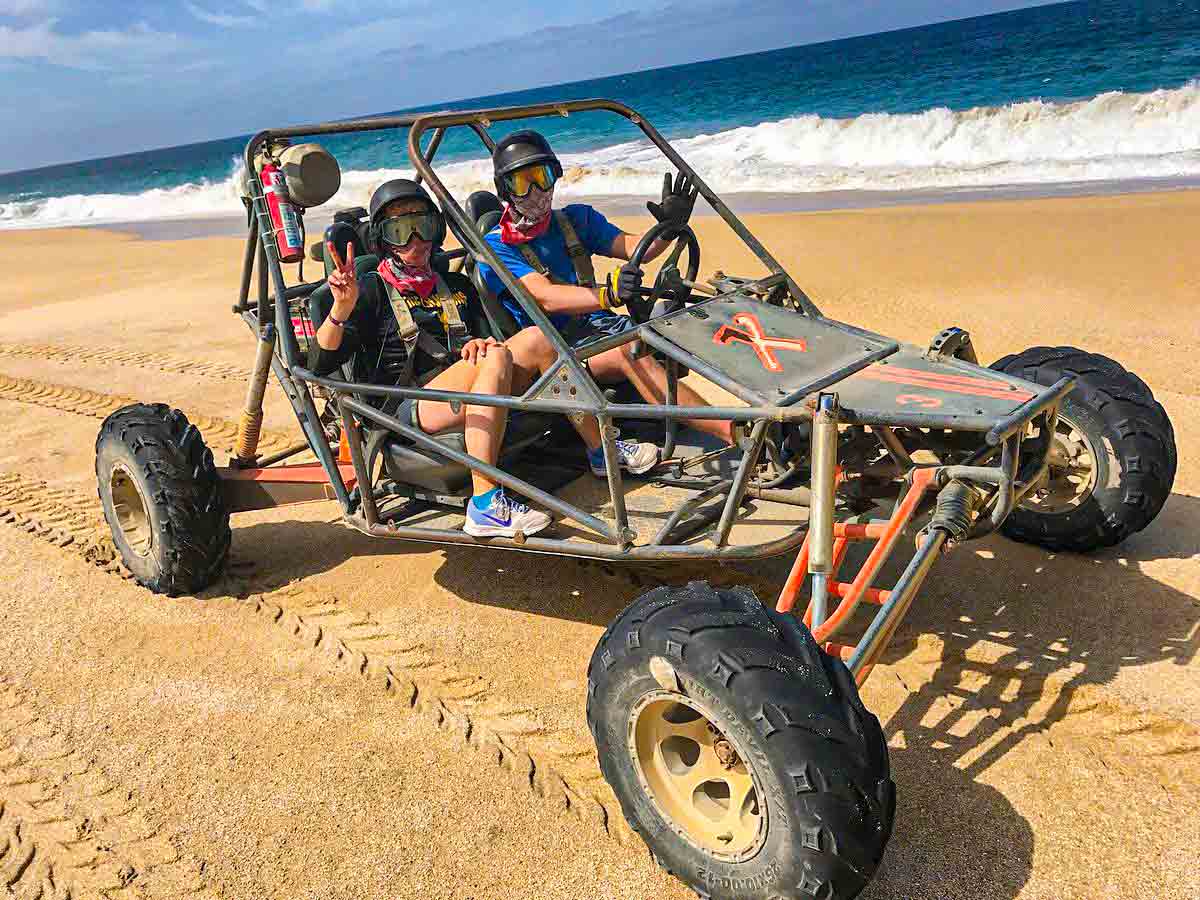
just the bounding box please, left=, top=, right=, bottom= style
left=328, top=312, right=348, bottom=327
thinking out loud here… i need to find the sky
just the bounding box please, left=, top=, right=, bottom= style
left=0, top=0, right=1062, bottom=172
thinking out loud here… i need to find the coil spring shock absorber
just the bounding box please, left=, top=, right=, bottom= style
left=929, top=479, right=984, bottom=543
left=234, top=323, right=276, bottom=465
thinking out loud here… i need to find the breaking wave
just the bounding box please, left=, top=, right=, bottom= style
left=3, top=82, right=1199, bottom=229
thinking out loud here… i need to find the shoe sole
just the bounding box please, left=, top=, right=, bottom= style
left=463, top=516, right=552, bottom=538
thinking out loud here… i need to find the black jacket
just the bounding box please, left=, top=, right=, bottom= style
left=308, top=265, right=485, bottom=385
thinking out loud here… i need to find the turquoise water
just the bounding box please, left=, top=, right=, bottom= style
left=2, top=0, right=1198, bottom=227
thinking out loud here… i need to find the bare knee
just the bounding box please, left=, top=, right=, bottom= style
left=480, top=344, right=513, bottom=383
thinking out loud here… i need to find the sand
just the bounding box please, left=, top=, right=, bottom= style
left=0, top=189, right=1197, bottom=899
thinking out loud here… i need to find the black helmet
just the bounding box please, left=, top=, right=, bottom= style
left=492, top=130, right=563, bottom=201
left=368, top=178, right=446, bottom=249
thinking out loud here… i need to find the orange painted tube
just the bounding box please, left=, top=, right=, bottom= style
left=829, top=581, right=891, bottom=605
left=823, top=641, right=856, bottom=662
left=811, top=467, right=936, bottom=645
left=834, top=522, right=887, bottom=541
left=775, top=532, right=811, bottom=613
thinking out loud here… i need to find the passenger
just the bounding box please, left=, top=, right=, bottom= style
left=309, top=178, right=550, bottom=539
left=477, top=130, right=736, bottom=479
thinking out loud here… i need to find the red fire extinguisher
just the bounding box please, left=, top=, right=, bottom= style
left=260, top=160, right=304, bottom=263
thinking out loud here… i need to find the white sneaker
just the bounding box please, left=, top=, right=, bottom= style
left=588, top=439, right=660, bottom=478
left=463, top=488, right=551, bottom=538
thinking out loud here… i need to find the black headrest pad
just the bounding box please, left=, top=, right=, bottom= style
left=464, top=191, right=503, bottom=227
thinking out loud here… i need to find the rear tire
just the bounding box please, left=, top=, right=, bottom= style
left=990, top=346, right=1175, bottom=552
left=95, top=403, right=230, bottom=596
left=587, top=582, right=893, bottom=900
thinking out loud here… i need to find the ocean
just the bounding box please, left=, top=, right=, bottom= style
left=1, top=0, right=1198, bottom=230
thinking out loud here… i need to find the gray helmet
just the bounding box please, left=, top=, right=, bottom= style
left=368, top=178, right=446, bottom=249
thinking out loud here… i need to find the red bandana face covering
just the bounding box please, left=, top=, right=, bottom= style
left=377, top=256, right=436, bottom=299
left=498, top=206, right=551, bottom=244
left=499, top=186, right=554, bottom=244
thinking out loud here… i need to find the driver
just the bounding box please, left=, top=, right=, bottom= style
left=309, top=178, right=551, bottom=539
left=477, top=130, right=735, bottom=479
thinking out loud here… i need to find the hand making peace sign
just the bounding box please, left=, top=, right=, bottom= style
left=326, top=241, right=359, bottom=310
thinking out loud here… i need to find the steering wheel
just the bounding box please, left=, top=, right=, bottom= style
left=622, top=219, right=702, bottom=325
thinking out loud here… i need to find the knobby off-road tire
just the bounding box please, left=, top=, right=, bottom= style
left=991, top=347, right=1176, bottom=552
left=587, top=582, right=893, bottom=900
left=95, top=403, right=230, bottom=596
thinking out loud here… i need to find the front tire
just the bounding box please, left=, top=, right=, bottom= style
left=991, top=347, right=1175, bottom=552
left=587, top=582, right=893, bottom=900
left=95, top=403, right=230, bottom=596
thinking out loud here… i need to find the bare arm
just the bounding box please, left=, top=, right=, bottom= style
left=316, top=241, right=358, bottom=352
left=609, top=230, right=671, bottom=263
left=519, top=271, right=608, bottom=315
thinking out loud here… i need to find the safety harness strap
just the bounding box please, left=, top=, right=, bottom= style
left=556, top=211, right=596, bottom=288
left=383, top=275, right=465, bottom=385
left=514, top=211, right=596, bottom=288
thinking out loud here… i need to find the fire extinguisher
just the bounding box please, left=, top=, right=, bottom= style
left=260, top=160, right=304, bottom=263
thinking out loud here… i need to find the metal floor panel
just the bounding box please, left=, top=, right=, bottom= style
left=648, top=297, right=896, bottom=404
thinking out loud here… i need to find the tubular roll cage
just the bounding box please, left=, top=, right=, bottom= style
left=233, top=99, right=1074, bottom=684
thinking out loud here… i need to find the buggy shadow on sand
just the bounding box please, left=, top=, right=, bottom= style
left=93, top=100, right=1176, bottom=899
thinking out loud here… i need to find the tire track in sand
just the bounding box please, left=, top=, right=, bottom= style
left=0, top=471, right=634, bottom=849
left=8, top=468, right=1196, bottom=876
left=0, top=677, right=213, bottom=899
left=0, top=374, right=293, bottom=456
left=0, top=343, right=249, bottom=384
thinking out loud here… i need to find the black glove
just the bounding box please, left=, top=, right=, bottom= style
left=647, top=172, right=698, bottom=226
left=616, top=262, right=643, bottom=304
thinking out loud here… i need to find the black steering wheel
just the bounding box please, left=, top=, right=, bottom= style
left=622, top=219, right=701, bottom=325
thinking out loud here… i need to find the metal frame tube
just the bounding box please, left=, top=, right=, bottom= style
left=597, top=415, right=632, bottom=547
left=651, top=480, right=731, bottom=545
left=352, top=518, right=808, bottom=561
left=807, top=394, right=839, bottom=627
left=874, top=425, right=914, bottom=470
left=847, top=527, right=948, bottom=676
left=810, top=467, right=937, bottom=643
left=236, top=224, right=258, bottom=312
left=662, top=358, right=680, bottom=459
left=342, top=397, right=617, bottom=541
left=297, top=366, right=809, bottom=423
left=715, top=420, right=767, bottom=547
left=986, top=376, right=1074, bottom=445
left=341, top=407, right=378, bottom=523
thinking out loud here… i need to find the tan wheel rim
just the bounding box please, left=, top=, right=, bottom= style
left=1021, top=413, right=1098, bottom=515
left=629, top=691, right=766, bottom=860
left=110, top=463, right=153, bottom=557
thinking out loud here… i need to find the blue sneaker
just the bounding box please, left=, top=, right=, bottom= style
left=463, top=488, right=551, bottom=538
left=588, top=439, right=660, bottom=478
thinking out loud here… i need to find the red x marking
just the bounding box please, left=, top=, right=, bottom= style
left=712, top=312, right=808, bottom=372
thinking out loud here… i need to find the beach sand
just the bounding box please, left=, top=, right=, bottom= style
left=0, top=190, right=1196, bottom=899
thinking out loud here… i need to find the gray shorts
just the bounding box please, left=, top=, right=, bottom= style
left=559, top=310, right=637, bottom=350
left=396, top=397, right=423, bottom=432
left=396, top=397, right=465, bottom=435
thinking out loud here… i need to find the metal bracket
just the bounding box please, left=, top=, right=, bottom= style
left=526, top=360, right=592, bottom=406
left=925, top=326, right=979, bottom=364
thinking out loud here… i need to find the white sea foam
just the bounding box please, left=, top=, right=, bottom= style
left=3, top=82, right=1199, bottom=229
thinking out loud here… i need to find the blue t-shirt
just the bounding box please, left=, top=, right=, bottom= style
left=480, top=204, right=622, bottom=331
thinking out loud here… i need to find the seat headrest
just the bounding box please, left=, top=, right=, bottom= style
left=322, top=220, right=370, bottom=276
left=476, top=209, right=502, bottom=236
left=464, top=190, right=503, bottom=228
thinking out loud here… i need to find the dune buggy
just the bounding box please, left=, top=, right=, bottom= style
left=94, top=100, right=1176, bottom=899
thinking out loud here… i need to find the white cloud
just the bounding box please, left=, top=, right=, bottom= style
left=0, top=18, right=185, bottom=70
left=184, top=2, right=256, bottom=27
